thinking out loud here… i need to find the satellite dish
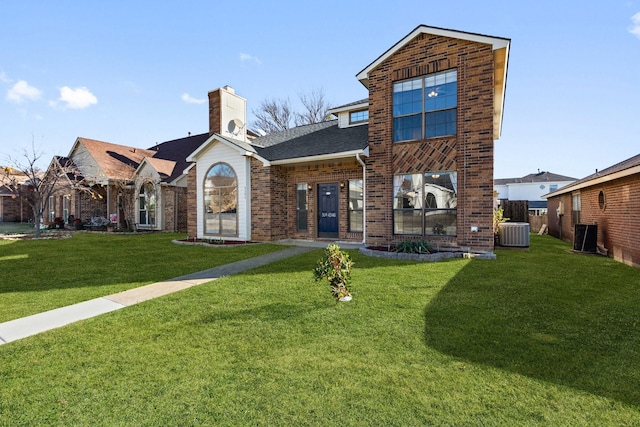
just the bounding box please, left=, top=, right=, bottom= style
left=228, top=118, right=245, bottom=135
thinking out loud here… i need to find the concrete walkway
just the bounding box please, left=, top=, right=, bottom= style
left=0, top=246, right=316, bottom=345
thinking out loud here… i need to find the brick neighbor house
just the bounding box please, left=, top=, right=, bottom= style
left=545, top=153, right=640, bottom=268
left=186, top=25, right=510, bottom=252
left=43, top=134, right=208, bottom=231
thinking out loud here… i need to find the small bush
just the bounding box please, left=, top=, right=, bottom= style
left=395, top=240, right=433, bottom=254
left=313, top=244, right=354, bottom=300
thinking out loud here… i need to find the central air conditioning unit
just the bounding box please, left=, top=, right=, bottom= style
left=498, top=222, right=530, bottom=247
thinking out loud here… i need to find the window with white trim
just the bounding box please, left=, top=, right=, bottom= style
left=348, top=180, right=363, bottom=232
left=349, top=110, right=368, bottom=124
left=296, top=183, right=308, bottom=231
left=204, top=163, right=237, bottom=236
left=393, top=70, right=457, bottom=142
left=139, top=183, right=157, bottom=227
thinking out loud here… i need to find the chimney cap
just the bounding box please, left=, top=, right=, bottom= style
left=222, top=85, right=234, bottom=94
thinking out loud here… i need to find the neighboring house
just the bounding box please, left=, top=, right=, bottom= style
left=0, top=170, right=33, bottom=222
left=494, top=171, right=576, bottom=215
left=545, top=153, right=640, bottom=268
left=186, top=25, right=511, bottom=252
left=45, top=133, right=208, bottom=231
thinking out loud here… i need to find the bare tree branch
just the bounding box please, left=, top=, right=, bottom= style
left=251, top=88, right=333, bottom=135
left=1, top=141, right=95, bottom=237
left=294, top=87, right=331, bottom=127
left=252, top=98, right=294, bottom=134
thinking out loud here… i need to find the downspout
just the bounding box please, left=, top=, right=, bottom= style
left=356, top=152, right=366, bottom=245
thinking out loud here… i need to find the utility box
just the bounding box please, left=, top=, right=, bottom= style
left=574, top=224, right=597, bottom=253
left=498, top=222, right=530, bottom=247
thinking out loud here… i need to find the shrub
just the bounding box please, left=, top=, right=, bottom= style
left=313, top=244, right=354, bottom=300
left=396, top=240, right=433, bottom=254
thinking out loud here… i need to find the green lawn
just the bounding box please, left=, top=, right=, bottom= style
left=0, top=232, right=285, bottom=322
left=1, top=234, right=639, bottom=425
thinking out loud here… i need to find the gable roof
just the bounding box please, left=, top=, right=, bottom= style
left=495, top=171, right=577, bottom=186
left=253, top=121, right=369, bottom=163
left=356, top=24, right=510, bottom=140
left=545, top=153, right=640, bottom=198
left=138, top=157, right=177, bottom=180
left=186, top=121, right=369, bottom=167
left=148, top=132, right=209, bottom=183
left=74, top=137, right=157, bottom=181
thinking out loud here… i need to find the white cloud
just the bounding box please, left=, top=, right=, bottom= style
left=630, top=12, right=640, bottom=39
left=57, top=86, right=98, bottom=109
left=181, top=93, right=206, bottom=104
left=7, top=80, right=41, bottom=103
left=239, top=52, right=262, bottom=65
left=0, top=71, right=12, bottom=84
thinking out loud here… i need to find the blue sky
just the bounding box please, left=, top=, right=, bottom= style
left=1, top=0, right=639, bottom=179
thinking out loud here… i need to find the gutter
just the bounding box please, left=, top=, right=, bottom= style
left=356, top=152, right=367, bottom=245
left=544, top=164, right=640, bottom=198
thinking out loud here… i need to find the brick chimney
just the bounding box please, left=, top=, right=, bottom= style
left=208, top=85, right=247, bottom=141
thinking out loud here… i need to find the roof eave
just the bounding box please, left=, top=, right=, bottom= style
left=544, top=164, right=640, bottom=198
left=356, top=25, right=510, bottom=140
left=328, top=101, right=369, bottom=115
left=269, top=148, right=369, bottom=166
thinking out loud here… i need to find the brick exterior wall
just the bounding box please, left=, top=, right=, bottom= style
left=1, top=195, right=31, bottom=222
left=248, top=158, right=364, bottom=243
left=548, top=174, right=640, bottom=268
left=186, top=166, right=197, bottom=239
left=208, top=89, right=222, bottom=136
left=366, top=33, right=496, bottom=251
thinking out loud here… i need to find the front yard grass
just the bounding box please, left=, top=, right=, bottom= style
left=0, top=232, right=285, bottom=322
left=1, top=234, right=639, bottom=425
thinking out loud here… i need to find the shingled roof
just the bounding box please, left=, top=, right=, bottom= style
left=495, top=171, right=577, bottom=185
left=252, top=121, right=368, bottom=162
left=148, top=132, right=209, bottom=183
left=545, top=152, right=640, bottom=197
left=77, top=138, right=157, bottom=181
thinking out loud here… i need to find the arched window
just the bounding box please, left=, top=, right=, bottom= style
left=425, top=192, right=437, bottom=209
left=139, top=182, right=156, bottom=227
left=204, top=163, right=237, bottom=236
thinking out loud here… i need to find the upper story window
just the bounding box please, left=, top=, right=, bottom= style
left=393, top=69, right=457, bottom=142
left=349, top=109, right=369, bottom=124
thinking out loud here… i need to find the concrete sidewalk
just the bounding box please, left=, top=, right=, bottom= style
left=0, top=246, right=315, bottom=345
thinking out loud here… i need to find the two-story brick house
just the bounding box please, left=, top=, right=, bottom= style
left=187, top=25, right=510, bottom=252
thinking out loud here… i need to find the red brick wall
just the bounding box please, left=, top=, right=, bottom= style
left=549, top=174, right=640, bottom=268
left=208, top=89, right=221, bottom=136
left=366, top=33, right=497, bottom=251
left=250, top=158, right=363, bottom=242
left=1, top=195, right=31, bottom=222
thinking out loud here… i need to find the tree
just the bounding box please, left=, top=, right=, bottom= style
left=251, top=87, right=332, bottom=135
left=1, top=142, right=93, bottom=238
left=252, top=98, right=294, bottom=134
left=294, top=87, right=331, bottom=127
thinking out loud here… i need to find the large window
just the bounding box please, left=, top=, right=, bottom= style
left=296, top=183, right=308, bottom=231
left=393, top=69, right=457, bottom=142
left=393, top=172, right=457, bottom=236
left=204, top=163, right=237, bottom=236
left=348, top=180, right=363, bottom=232
left=139, top=183, right=156, bottom=227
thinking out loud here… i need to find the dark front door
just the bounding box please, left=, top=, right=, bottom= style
left=317, top=183, right=339, bottom=238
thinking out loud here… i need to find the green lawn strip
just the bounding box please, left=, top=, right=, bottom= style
left=1, top=236, right=639, bottom=425
left=0, top=232, right=286, bottom=322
